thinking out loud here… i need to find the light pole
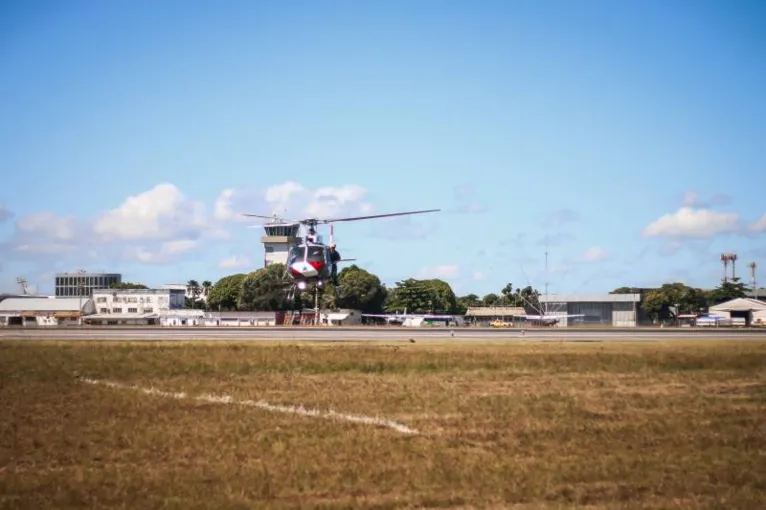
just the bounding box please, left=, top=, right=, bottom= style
left=77, top=269, right=86, bottom=326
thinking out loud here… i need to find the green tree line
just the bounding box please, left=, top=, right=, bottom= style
left=118, top=264, right=750, bottom=317
left=611, top=278, right=749, bottom=322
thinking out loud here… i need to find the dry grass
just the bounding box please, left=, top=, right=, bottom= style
left=1, top=340, right=765, bottom=509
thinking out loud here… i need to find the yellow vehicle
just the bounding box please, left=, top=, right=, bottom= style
left=490, top=319, right=512, bottom=328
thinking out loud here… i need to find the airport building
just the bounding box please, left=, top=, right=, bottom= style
left=261, top=221, right=302, bottom=267
left=86, top=288, right=219, bottom=326
left=91, top=287, right=186, bottom=313
left=540, top=293, right=642, bottom=327
left=55, top=272, right=122, bottom=297
left=161, top=283, right=209, bottom=303
left=0, top=297, right=96, bottom=326
left=708, top=297, right=766, bottom=327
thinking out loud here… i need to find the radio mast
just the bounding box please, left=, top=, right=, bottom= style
left=544, top=236, right=549, bottom=315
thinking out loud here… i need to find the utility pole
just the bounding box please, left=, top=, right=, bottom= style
left=749, top=262, right=757, bottom=300
left=544, top=236, right=549, bottom=316
left=77, top=269, right=86, bottom=326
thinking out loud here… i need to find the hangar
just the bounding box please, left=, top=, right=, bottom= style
left=0, top=297, right=96, bottom=326
left=539, top=293, right=641, bottom=327
left=709, top=298, right=766, bottom=327
left=464, top=306, right=526, bottom=326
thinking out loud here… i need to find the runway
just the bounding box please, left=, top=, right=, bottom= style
left=2, top=326, right=766, bottom=341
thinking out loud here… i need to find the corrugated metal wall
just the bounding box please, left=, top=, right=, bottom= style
left=567, top=302, right=613, bottom=324
left=612, top=301, right=636, bottom=327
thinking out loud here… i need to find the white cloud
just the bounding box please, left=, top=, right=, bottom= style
left=94, top=183, right=207, bottom=241
left=749, top=215, right=766, bottom=232
left=643, top=207, right=740, bottom=238
left=579, top=246, right=608, bottom=262
left=17, top=211, right=81, bottom=242
left=472, top=271, right=486, bottom=281
left=0, top=181, right=392, bottom=272
left=213, top=182, right=375, bottom=224
left=133, top=240, right=199, bottom=264
left=419, top=264, right=460, bottom=279
left=219, top=255, right=252, bottom=269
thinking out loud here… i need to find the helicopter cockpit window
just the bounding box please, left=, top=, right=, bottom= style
left=288, top=246, right=302, bottom=264
left=306, top=246, right=326, bottom=262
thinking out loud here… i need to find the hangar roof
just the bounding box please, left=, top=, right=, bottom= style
left=465, top=306, right=526, bottom=317
left=709, top=298, right=766, bottom=312
left=0, top=297, right=88, bottom=312
left=540, top=294, right=641, bottom=303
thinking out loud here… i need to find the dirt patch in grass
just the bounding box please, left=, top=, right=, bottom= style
left=1, top=340, right=765, bottom=509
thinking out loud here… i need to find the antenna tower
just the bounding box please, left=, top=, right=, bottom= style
left=720, top=253, right=737, bottom=282
left=15, top=277, right=28, bottom=295
left=544, top=235, right=549, bottom=315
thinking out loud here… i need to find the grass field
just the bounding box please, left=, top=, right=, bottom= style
left=1, top=340, right=765, bottom=509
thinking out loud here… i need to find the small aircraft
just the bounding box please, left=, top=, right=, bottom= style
left=242, top=208, right=440, bottom=298
left=520, top=313, right=584, bottom=326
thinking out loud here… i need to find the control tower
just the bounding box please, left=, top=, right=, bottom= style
left=260, top=220, right=302, bottom=267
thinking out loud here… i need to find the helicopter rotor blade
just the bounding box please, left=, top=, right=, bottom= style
left=241, top=213, right=301, bottom=223
left=313, top=209, right=441, bottom=224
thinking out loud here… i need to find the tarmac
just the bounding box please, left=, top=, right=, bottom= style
left=2, top=326, right=766, bottom=342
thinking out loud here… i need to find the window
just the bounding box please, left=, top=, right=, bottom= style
left=289, top=245, right=326, bottom=262
left=96, top=297, right=106, bottom=303
left=100, top=308, right=108, bottom=313
left=307, top=245, right=326, bottom=262
left=144, top=308, right=153, bottom=313
left=112, top=307, right=122, bottom=313
left=128, top=308, right=137, bottom=313
left=265, top=246, right=274, bottom=253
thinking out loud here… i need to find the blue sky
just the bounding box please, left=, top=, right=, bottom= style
left=1, top=0, right=764, bottom=297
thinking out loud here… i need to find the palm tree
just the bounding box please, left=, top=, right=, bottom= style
left=202, top=280, right=212, bottom=299
left=186, top=280, right=201, bottom=309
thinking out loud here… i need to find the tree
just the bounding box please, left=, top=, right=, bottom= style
left=202, top=280, right=213, bottom=299
left=186, top=280, right=202, bottom=309
left=515, top=285, right=542, bottom=313
left=641, top=282, right=708, bottom=322
left=500, top=283, right=515, bottom=305
left=238, top=264, right=292, bottom=311
left=384, top=278, right=458, bottom=314
left=482, top=293, right=500, bottom=306
left=706, top=278, right=747, bottom=306
left=456, top=294, right=481, bottom=314
left=208, top=274, right=247, bottom=311
left=110, top=282, right=148, bottom=289
left=335, top=264, right=387, bottom=312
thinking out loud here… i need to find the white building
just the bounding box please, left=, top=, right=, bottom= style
left=86, top=288, right=186, bottom=325
left=708, top=297, right=766, bottom=327
left=0, top=297, right=96, bottom=326
left=161, top=283, right=209, bottom=302
left=261, top=221, right=302, bottom=267
left=539, top=293, right=641, bottom=327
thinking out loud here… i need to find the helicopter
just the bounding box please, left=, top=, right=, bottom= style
left=242, top=208, right=440, bottom=298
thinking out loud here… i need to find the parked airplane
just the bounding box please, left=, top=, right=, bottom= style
left=361, top=312, right=461, bottom=326
left=521, top=313, right=585, bottom=326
